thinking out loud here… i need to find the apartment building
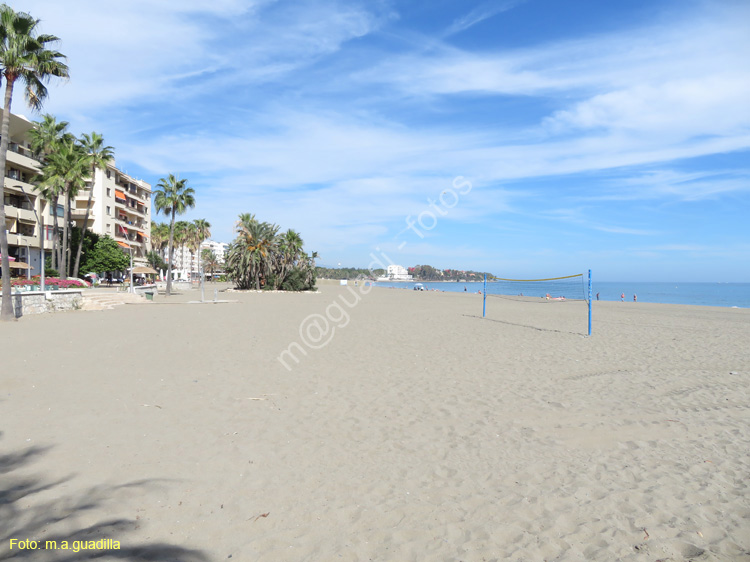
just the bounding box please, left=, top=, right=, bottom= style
left=165, top=240, right=227, bottom=281
left=2, top=111, right=47, bottom=275
left=75, top=163, right=152, bottom=266
left=2, top=109, right=151, bottom=275
left=200, top=240, right=228, bottom=264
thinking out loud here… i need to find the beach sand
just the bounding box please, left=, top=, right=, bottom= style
left=1, top=282, right=749, bottom=561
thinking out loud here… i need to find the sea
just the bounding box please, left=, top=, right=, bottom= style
left=371, top=281, right=750, bottom=308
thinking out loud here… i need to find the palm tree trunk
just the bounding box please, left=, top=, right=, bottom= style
left=66, top=192, right=73, bottom=276
left=72, top=165, right=96, bottom=278
left=52, top=196, right=61, bottom=271
left=166, top=211, right=175, bottom=296
left=0, top=78, right=18, bottom=320
left=61, top=186, right=70, bottom=278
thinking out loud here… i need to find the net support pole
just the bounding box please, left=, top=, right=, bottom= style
left=587, top=269, right=592, bottom=336
left=483, top=274, right=487, bottom=318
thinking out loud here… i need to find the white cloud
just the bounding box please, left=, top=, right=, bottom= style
left=28, top=0, right=391, bottom=118
left=444, top=0, right=527, bottom=36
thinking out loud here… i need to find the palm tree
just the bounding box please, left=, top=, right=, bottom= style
left=153, top=174, right=195, bottom=296
left=29, top=113, right=68, bottom=158
left=73, top=132, right=113, bottom=278
left=0, top=5, right=69, bottom=320
left=39, top=138, right=87, bottom=278
left=201, top=248, right=218, bottom=282
left=149, top=222, right=169, bottom=261
left=229, top=213, right=278, bottom=290
left=276, top=229, right=303, bottom=289
left=29, top=115, right=69, bottom=271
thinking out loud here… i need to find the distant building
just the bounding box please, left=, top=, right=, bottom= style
left=377, top=264, right=413, bottom=282
left=166, top=240, right=229, bottom=281
left=200, top=240, right=228, bottom=264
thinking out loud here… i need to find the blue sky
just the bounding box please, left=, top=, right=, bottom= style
left=18, top=0, right=750, bottom=281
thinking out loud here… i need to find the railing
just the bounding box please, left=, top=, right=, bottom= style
left=70, top=208, right=94, bottom=218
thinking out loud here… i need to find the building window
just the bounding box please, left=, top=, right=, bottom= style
left=55, top=204, right=64, bottom=217
left=106, top=188, right=111, bottom=197
left=106, top=170, right=111, bottom=179
left=106, top=206, right=111, bottom=216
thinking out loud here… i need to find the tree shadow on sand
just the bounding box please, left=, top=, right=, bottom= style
left=0, top=438, right=209, bottom=561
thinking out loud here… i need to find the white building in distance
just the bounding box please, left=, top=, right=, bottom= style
left=376, top=264, right=413, bottom=282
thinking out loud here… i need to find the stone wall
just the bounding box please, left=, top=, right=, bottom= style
left=11, top=290, right=84, bottom=318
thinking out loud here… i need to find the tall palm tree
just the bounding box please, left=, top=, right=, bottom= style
left=29, top=115, right=69, bottom=271
left=0, top=5, right=68, bottom=320
left=73, top=132, right=113, bottom=278
left=153, top=174, right=195, bottom=296
left=39, top=138, right=87, bottom=278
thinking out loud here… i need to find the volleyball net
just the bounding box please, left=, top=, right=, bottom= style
left=482, top=271, right=592, bottom=335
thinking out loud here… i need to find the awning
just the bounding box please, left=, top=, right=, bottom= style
left=131, top=266, right=158, bottom=274
left=10, top=261, right=31, bottom=269
left=117, top=241, right=131, bottom=248
left=115, top=189, right=127, bottom=200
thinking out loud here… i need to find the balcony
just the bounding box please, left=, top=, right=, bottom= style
left=115, top=199, right=147, bottom=217
left=75, top=189, right=92, bottom=201
left=115, top=232, right=144, bottom=244
left=3, top=176, right=36, bottom=193
left=6, top=232, right=40, bottom=247
left=70, top=208, right=94, bottom=219
left=6, top=144, right=40, bottom=171
left=3, top=205, right=37, bottom=222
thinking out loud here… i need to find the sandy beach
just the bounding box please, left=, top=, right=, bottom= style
left=1, top=282, right=749, bottom=561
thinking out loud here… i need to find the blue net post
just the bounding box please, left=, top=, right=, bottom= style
left=588, top=269, right=592, bottom=336
left=483, top=274, right=487, bottom=318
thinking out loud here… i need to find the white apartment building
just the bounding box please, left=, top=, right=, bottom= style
left=77, top=162, right=152, bottom=266
left=2, top=109, right=151, bottom=275
left=200, top=240, right=228, bottom=264
left=165, top=240, right=228, bottom=281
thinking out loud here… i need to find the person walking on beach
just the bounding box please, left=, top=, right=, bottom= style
left=621, top=292, right=625, bottom=302
left=596, top=292, right=600, bottom=301
left=634, top=294, right=637, bottom=302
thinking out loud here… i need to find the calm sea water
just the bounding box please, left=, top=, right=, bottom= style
left=372, top=281, right=750, bottom=308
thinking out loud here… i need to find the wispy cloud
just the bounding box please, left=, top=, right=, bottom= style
left=444, top=0, right=526, bottom=36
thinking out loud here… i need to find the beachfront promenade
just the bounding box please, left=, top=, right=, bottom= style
left=2, top=282, right=748, bottom=561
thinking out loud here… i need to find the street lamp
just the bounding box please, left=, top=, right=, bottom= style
left=14, top=185, right=44, bottom=291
